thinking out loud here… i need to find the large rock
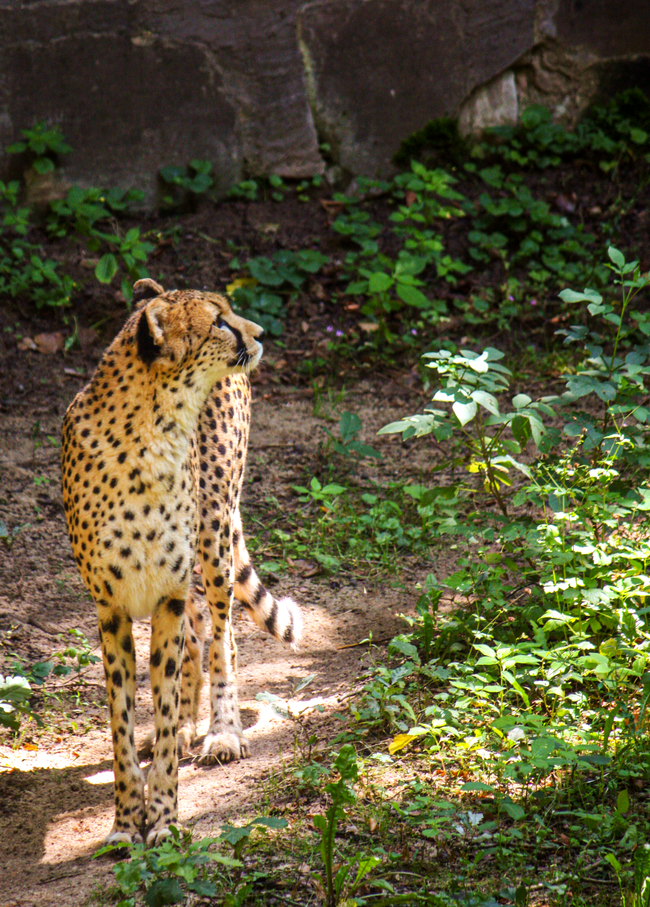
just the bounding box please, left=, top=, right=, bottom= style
left=0, top=0, right=323, bottom=200
left=0, top=0, right=648, bottom=200
left=554, top=0, right=650, bottom=57
left=298, top=0, right=536, bottom=176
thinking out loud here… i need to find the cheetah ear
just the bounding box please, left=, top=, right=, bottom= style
left=137, top=298, right=169, bottom=365
left=133, top=278, right=165, bottom=309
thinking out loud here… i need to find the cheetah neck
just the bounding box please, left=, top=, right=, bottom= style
left=85, top=339, right=222, bottom=484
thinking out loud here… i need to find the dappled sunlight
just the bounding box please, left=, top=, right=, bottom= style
left=0, top=745, right=87, bottom=774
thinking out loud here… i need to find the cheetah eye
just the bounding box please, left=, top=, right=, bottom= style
left=216, top=316, right=228, bottom=330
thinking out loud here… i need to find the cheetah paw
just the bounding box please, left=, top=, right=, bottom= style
left=197, top=730, right=251, bottom=765
left=177, top=724, right=196, bottom=757
left=146, top=823, right=175, bottom=848
left=103, top=828, right=144, bottom=847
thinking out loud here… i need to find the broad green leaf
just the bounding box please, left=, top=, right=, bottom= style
left=608, top=246, right=625, bottom=268
left=395, top=283, right=429, bottom=307
left=251, top=816, right=288, bottom=830
left=559, top=287, right=602, bottom=305
left=321, top=484, right=347, bottom=495
left=368, top=271, right=393, bottom=293
left=474, top=643, right=496, bottom=657
left=0, top=674, right=32, bottom=704
left=188, top=879, right=217, bottom=896
left=453, top=399, right=477, bottom=425
left=500, top=800, right=525, bottom=820
left=145, top=878, right=185, bottom=906
left=95, top=253, right=118, bottom=284
left=334, top=744, right=359, bottom=782
left=512, top=393, right=532, bottom=409
left=389, top=637, right=420, bottom=663
left=339, top=411, right=362, bottom=442
left=605, top=852, right=622, bottom=873
left=247, top=257, right=284, bottom=286
left=353, top=855, right=383, bottom=886
left=471, top=390, right=499, bottom=415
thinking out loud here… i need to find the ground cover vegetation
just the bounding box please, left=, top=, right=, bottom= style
left=2, top=88, right=650, bottom=905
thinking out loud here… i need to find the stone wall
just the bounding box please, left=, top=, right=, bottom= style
left=0, top=0, right=648, bottom=201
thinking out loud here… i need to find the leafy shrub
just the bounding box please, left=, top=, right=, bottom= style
left=0, top=179, right=74, bottom=308
left=229, top=248, right=328, bottom=336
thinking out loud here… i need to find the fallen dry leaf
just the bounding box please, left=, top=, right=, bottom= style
left=33, top=332, right=65, bottom=354
left=319, top=199, right=344, bottom=214
left=287, top=558, right=321, bottom=577
left=359, top=322, right=379, bottom=333
left=17, top=336, right=38, bottom=351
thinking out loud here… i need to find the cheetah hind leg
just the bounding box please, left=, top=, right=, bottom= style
left=138, top=593, right=206, bottom=761
left=198, top=615, right=250, bottom=765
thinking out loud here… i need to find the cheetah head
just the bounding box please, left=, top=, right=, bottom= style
left=132, top=278, right=264, bottom=379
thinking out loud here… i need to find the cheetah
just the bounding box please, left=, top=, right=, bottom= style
left=61, top=278, right=302, bottom=846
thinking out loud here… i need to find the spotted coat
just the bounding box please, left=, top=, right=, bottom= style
left=61, top=279, right=302, bottom=846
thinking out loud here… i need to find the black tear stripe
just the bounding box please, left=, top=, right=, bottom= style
left=224, top=323, right=249, bottom=365
left=136, top=310, right=160, bottom=365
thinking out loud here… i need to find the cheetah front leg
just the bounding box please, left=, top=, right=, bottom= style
left=146, top=596, right=186, bottom=845
left=196, top=521, right=250, bottom=765
left=176, top=592, right=206, bottom=754
left=97, top=607, right=146, bottom=845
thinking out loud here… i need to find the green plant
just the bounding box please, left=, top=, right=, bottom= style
left=312, top=744, right=382, bottom=907
left=0, top=673, right=37, bottom=731
left=0, top=518, right=28, bottom=548
left=47, top=182, right=153, bottom=302
left=227, top=178, right=259, bottom=201
left=268, top=173, right=286, bottom=201
left=608, top=844, right=650, bottom=906
left=48, top=185, right=145, bottom=239
left=327, top=246, right=650, bottom=907
left=323, top=411, right=382, bottom=462
left=7, top=122, right=72, bottom=174
left=380, top=346, right=556, bottom=515
left=553, top=245, right=650, bottom=456
left=465, top=165, right=599, bottom=290
left=217, top=815, right=288, bottom=859
left=229, top=248, right=328, bottom=336
left=159, top=159, right=214, bottom=208
left=97, top=825, right=241, bottom=906
left=0, top=179, right=75, bottom=308
left=93, top=226, right=154, bottom=303
left=478, top=94, right=650, bottom=173
left=292, top=476, right=347, bottom=511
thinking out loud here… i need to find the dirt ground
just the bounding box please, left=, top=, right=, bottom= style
left=3, top=149, right=647, bottom=905
left=0, top=283, right=432, bottom=906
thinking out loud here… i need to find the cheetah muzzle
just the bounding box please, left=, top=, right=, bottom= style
left=61, top=279, right=303, bottom=846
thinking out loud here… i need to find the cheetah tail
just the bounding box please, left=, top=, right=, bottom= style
left=235, top=562, right=303, bottom=649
